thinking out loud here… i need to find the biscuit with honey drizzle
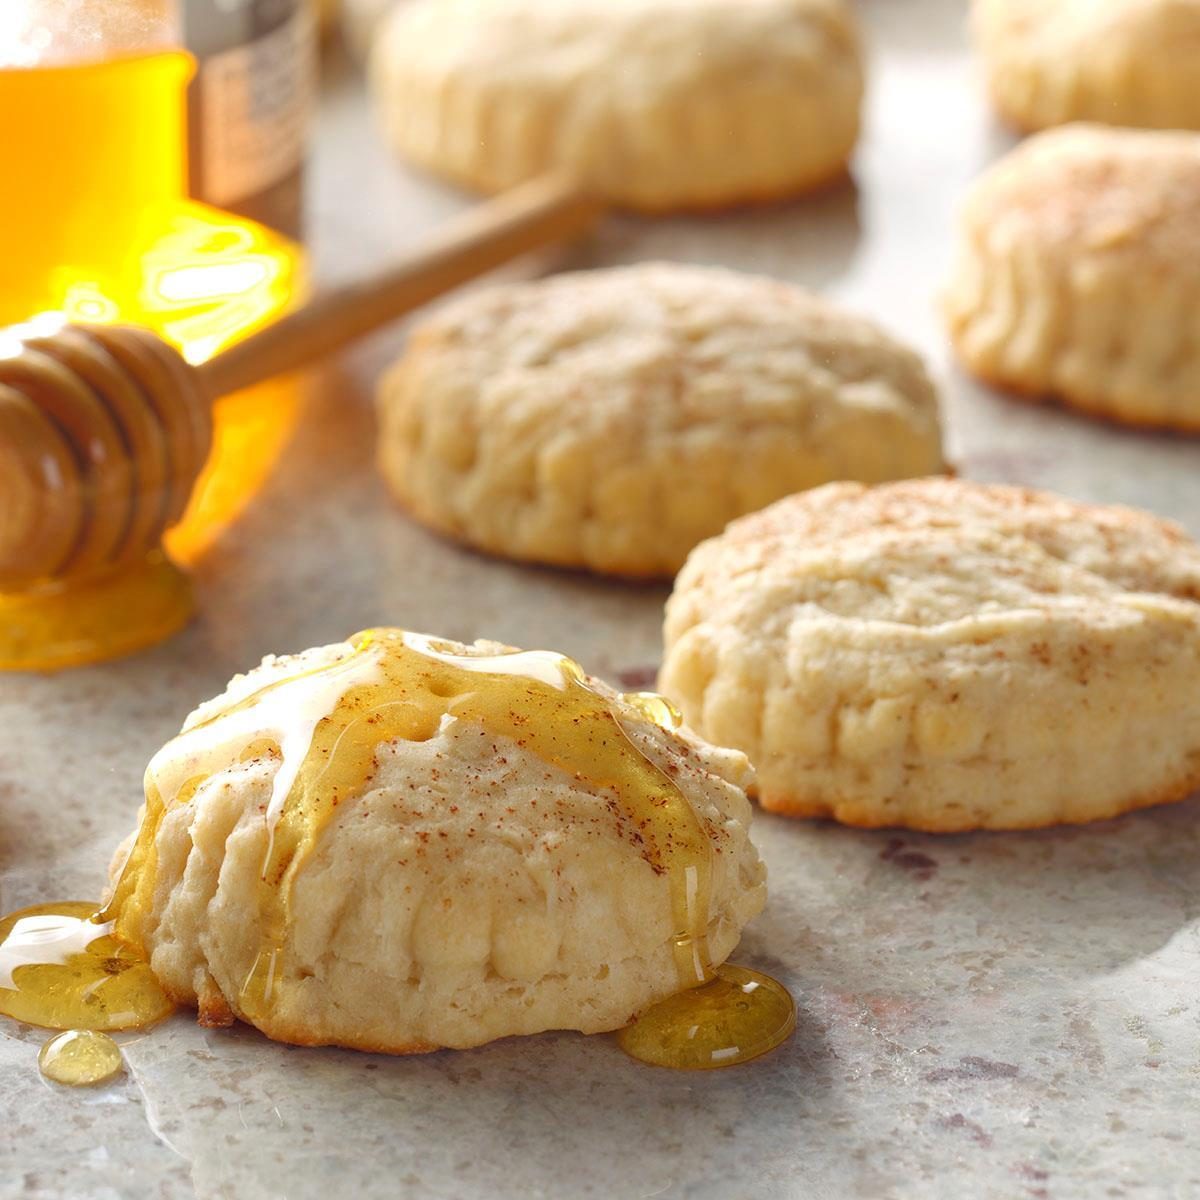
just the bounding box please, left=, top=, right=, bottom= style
left=0, top=630, right=792, bottom=1069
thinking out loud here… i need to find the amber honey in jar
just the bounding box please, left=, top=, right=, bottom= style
left=0, top=0, right=312, bottom=360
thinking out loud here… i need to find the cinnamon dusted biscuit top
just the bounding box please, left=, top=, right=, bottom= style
left=943, top=125, right=1200, bottom=430
left=661, top=478, right=1200, bottom=831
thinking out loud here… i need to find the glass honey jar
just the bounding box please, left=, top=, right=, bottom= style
left=0, top=1, right=316, bottom=669
left=0, top=0, right=313, bottom=359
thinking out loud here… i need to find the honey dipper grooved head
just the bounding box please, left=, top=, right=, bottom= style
left=0, top=323, right=211, bottom=589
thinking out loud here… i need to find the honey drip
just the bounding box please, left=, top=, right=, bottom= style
left=1, top=629, right=794, bottom=1070
left=38, top=1029, right=124, bottom=1086
left=0, top=901, right=172, bottom=1031
left=616, top=964, right=796, bottom=1070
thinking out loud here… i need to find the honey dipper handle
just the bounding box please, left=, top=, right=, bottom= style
left=197, top=173, right=605, bottom=398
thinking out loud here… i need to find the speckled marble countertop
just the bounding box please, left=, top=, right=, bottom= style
left=4, top=3, right=1199, bottom=1197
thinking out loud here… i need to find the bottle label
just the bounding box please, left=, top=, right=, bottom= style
left=186, top=1, right=314, bottom=239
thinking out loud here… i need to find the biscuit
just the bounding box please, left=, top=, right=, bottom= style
left=973, top=0, right=1200, bottom=133
left=106, top=630, right=766, bottom=1052
left=342, top=0, right=392, bottom=60
left=378, top=263, right=944, bottom=578
left=660, top=478, right=1200, bottom=832
left=369, top=0, right=863, bottom=211
left=943, top=125, right=1200, bottom=432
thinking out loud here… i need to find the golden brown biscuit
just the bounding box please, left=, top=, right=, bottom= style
left=378, top=263, right=944, bottom=578
left=107, top=630, right=766, bottom=1051
left=943, top=125, right=1200, bottom=431
left=660, top=478, right=1200, bottom=832
left=369, top=0, right=863, bottom=211
left=973, top=0, right=1200, bottom=133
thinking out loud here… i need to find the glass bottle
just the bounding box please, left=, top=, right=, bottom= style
left=0, top=0, right=312, bottom=362
left=0, top=0, right=315, bottom=669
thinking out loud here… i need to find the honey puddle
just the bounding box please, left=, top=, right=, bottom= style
left=0, top=900, right=171, bottom=1031
left=0, top=630, right=793, bottom=1071
left=39, top=1029, right=124, bottom=1086
left=617, top=965, right=796, bottom=1070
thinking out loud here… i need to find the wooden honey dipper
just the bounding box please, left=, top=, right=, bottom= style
left=0, top=175, right=603, bottom=593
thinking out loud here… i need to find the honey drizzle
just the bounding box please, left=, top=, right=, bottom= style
left=0, top=901, right=172, bottom=1031
left=103, top=629, right=715, bottom=1022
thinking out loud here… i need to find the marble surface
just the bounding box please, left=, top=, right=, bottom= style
left=4, top=2, right=1200, bottom=1197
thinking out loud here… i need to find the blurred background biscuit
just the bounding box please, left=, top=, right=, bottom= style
left=973, top=0, right=1200, bottom=133
left=369, top=0, right=863, bottom=211
left=943, top=124, right=1200, bottom=431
